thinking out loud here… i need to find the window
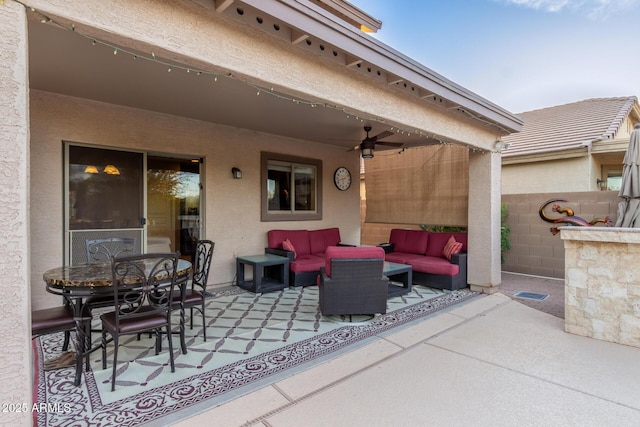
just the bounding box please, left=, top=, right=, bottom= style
left=261, top=152, right=322, bottom=221
left=602, top=165, right=622, bottom=191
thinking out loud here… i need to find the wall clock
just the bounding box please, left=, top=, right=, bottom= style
left=333, top=167, right=352, bottom=191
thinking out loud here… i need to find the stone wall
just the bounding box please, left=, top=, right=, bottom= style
left=562, top=227, right=640, bottom=348
left=501, top=191, right=620, bottom=278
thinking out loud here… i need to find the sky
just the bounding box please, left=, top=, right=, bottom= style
left=347, top=0, right=640, bottom=114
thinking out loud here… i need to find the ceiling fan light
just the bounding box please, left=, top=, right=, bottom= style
left=361, top=147, right=374, bottom=159
left=360, top=140, right=375, bottom=159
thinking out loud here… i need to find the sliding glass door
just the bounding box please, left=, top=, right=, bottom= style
left=147, top=156, right=201, bottom=259
left=65, top=144, right=202, bottom=264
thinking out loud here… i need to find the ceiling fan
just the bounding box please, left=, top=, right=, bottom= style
left=349, top=126, right=404, bottom=159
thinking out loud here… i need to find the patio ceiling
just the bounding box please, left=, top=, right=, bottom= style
left=28, top=17, right=423, bottom=153
left=26, top=1, right=522, bottom=153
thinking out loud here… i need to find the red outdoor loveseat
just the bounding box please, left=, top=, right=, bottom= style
left=383, top=229, right=468, bottom=291
left=265, top=227, right=352, bottom=287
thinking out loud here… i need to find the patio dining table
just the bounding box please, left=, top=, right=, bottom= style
left=43, top=258, right=192, bottom=386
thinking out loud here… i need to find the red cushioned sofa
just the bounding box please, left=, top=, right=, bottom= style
left=265, top=228, right=352, bottom=287
left=384, top=229, right=468, bottom=291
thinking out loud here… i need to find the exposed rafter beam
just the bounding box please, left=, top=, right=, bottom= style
left=238, top=0, right=524, bottom=133
left=214, top=0, right=234, bottom=13
left=419, top=89, right=434, bottom=99
left=291, top=28, right=309, bottom=44
left=386, top=75, right=403, bottom=85
left=345, top=54, right=362, bottom=67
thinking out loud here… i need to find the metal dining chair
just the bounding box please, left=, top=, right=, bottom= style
left=80, top=238, right=138, bottom=349
left=172, top=240, right=214, bottom=341
left=86, top=237, right=136, bottom=264
left=101, top=252, right=179, bottom=391
left=83, top=237, right=137, bottom=309
left=31, top=304, right=93, bottom=379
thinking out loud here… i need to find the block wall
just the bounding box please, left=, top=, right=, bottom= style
left=501, top=191, right=620, bottom=278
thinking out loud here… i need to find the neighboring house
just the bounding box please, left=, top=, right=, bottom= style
left=0, top=0, right=522, bottom=417
left=499, top=97, right=640, bottom=279
left=501, top=97, right=640, bottom=194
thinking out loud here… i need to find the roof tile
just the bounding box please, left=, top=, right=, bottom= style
left=501, top=97, right=637, bottom=157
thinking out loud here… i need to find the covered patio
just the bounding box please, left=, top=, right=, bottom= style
left=1, top=0, right=522, bottom=422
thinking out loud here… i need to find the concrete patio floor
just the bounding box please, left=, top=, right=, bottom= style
left=171, top=272, right=640, bottom=427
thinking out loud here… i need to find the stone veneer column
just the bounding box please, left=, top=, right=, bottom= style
left=0, top=2, right=32, bottom=425
left=467, top=150, right=502, bottom=293
left=562, top=227, right=640, bottom=348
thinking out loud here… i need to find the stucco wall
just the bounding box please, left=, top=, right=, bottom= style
left=0, top=3, right=31, bottom=425
left=26, top=0, right=500, bottom=152
left=502, top=191, right=620, bottom=278
left=5, top=0, right=513, bottom=414
left=30, top=91, right=362, bottom=310
left=502, top=157, right=593, bottom=194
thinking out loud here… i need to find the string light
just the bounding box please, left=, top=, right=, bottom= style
left=15, top=0, right=496, bottom=154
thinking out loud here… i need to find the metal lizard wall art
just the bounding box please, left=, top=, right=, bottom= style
left=539, top=198, right=611, bottom=235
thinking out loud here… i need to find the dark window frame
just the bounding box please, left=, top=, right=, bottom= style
left=261, top=152, right=322, bottom=221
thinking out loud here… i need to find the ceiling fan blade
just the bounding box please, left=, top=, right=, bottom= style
left=346, top=144, right=361, bottom=152
left=371, top=130, right=394, bottom=141
left=376, top=141, right=404, bottom=147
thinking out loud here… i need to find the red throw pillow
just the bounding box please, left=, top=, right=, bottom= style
left=442, top=235, right=463, bottom=261
left=282, top=238, right=297, bottom=259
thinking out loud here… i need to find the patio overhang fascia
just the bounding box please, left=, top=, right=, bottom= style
left=591, top=137, right=633, bottom=154
left=501, top=146, right=590, bottom=165
left=233, top=0, right=524, bottom=135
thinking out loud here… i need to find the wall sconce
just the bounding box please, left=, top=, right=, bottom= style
left=494, top=140, right=511, bottom=152
left=231, top=167, right=242, bottom=179
left=596, top=178, right=606, bottom=190
left=84, top=165, right=99, bottom=174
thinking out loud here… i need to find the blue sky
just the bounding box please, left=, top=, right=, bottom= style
left=347, top=0, right=640, bottom=113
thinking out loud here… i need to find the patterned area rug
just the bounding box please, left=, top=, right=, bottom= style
left=34, top=285, right=477, bottom=426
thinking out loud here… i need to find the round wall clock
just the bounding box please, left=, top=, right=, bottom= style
left=333, top=167, right=352, bottom=191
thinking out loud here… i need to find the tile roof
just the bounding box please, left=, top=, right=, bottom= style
left=501, top=96, right=637, bottom=157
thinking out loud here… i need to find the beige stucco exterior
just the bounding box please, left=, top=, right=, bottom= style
left=0, top=1, right=522, bottom=422
left=29, top=90, right=365, bottom=310
left=502, top=115, right=639, bottom=195
left=502, top=157, right=593, bottom=194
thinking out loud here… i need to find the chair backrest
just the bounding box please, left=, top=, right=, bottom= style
left=86, top=237, right=136, bottom=263
left=110, top=252, right=179, bottom=326
left=192, top=240, right=214, bottom=291
left=324, top=246, right=385, bottom=277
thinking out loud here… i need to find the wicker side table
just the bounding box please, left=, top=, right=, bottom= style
left=236, top=254, right=290, bottom=293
